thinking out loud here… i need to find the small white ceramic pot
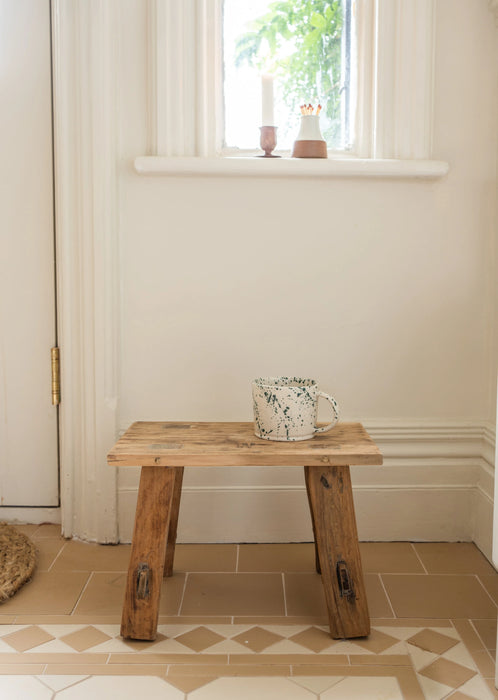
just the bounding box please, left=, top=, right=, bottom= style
left=252, top=377, right=339, bottom=441
left=295, top=114, right=325, bottom=140
left=291, top=115, right=328, bottom=158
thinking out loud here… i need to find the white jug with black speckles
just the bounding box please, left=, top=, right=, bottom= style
left=252, top=377, right=339, bottom=441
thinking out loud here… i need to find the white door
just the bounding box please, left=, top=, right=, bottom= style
left=0, top=0, right=59, bottom=506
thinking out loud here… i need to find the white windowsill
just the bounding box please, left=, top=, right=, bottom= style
left=134, top=156, right=449, bottom=179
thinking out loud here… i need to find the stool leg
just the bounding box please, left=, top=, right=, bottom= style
left=121, top=465, right=175, bottom=640
left=304, top=466, right=321, bottom=574
left=164, top=466, right=184, bottom=578
left=305, top=464, right=370, bottom=639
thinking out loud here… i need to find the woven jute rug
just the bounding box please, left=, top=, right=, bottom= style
left=0, top=522, right=37, bottom=602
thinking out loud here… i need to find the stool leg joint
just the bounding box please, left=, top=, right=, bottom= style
left=136, top=562, right=150, bottom=600
left=336, top=560, right=356, bottom=601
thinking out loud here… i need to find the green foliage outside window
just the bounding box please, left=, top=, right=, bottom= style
left=234, top=0, right=344, bottom=145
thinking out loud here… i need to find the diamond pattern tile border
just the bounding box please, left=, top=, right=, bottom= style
left=0, top=621, right=494, bottom=699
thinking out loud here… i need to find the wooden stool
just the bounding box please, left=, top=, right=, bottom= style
left=107, top=422, right=382, bottom=641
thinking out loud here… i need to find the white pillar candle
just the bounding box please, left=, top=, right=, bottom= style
left=261, top=74, right=274, bottom=126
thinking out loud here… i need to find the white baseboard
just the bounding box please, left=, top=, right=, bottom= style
left=0, top=507, right=61, bottom=526
left=117, top=421, right=496, bottom=549
left=118, top=484, right=474, bottom=544
left=471, top=450, right=495, bottom=561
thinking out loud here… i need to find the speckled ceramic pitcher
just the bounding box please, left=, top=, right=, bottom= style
left=252, top=377, right=339, bottom=441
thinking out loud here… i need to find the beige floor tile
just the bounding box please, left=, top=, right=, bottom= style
left=288, top=665, right=351, bottom=676
left=469, top=649, right=495, bottom=677
left=175, top=626, right=225, bottom=652
left=238, top=544, right=316, bottom=572
left=291, top=665, right=403, bottom=677
left=159, top=616, right=233, bottom=625
left=419, top=657, right=477, bottom=688
left=0, top=572, right=89, bottom=614
left=172, top=544, right=237, bottom=572
left=14, top=615, right=122, bottom=625
left=452, top=619, right=487, bottom=652
left=186, top=676, right=317, bottom=699
left=32, top=524, right=64, bottom=539
left=231, top=626, right=284, bottom=652
left=350, top=654, right=412, bottom=666
left=2, top=625, right=54, bottom=652
left=73, top=572, right=185, bottom=616
left=479, top=575, right=498, bottom=605
left=60, top=626, right=112, bottom=651
left=446, top=692, right=479, bottom=700
left=0, top=675, right=52, bottom=698
left=359, top=543, right=425, bottom=574
left=109, top=652, right=228, bottom=665
left=36, top=675, right=91, bottom=692
left=371, top=618, right=452, bottom=627
left=0, top=652, right=107, bottom=664
left=43, top=664, right=167, bottom=676
left=291, top=676, right=345, bottom=694
left=394, top=668, right=426, bottom=700
left=52, top=541, right=131, bottom=572
left=49, top=675, right=183, bottom=699
left=168, top=663, right=292, bottom=676
left=283, top=573, right=326, bottom=617
left=406, top=628, right=460, bottom=655
left=472, top=618, right=497, bottom=651
left=35, top=538, right=67, bottom=571
left=365, top=575, right=396, bottom=619
left=382, top=574, right=497, bottom=619
left=288, top=626, right=335, bottom=653
left=120, top=633, right=169, bottom=651
left=266, top=640, right=331, bottom=660
left=445, top=640, right=486, bottom=670
left=485, top=678, right=498, bottom=698
left=413, top=543, right=497, bottom=576
left=166, top=676, right=217, bottom=693
left=320, top=675, right=404, bottom=699
left=0, top=665, right=46, bottom=674
left=349, top=628, right=400, bottom=653
left=181, top=574, right=285, bottom=616
left=233, top=616, right=328, bottom=625
left=235, top=653, right=349, bottom=665
left=2, top=539, right=496, bottom=695
left=284, top=572, right=393, bottom=618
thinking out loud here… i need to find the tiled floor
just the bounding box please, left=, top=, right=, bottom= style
left=0, top=525, right=497, bottom=699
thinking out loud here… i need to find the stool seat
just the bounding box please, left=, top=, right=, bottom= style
left=107, top=421, right=382, bottom=641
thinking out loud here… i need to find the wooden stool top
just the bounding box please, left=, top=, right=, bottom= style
left=108, top=421, right=383, bottom=468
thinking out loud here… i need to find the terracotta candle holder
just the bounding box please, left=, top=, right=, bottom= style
left=258, top=126, right=280, bottom=157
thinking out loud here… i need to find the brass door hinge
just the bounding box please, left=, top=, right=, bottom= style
left=51, top=347, right=61, bottom=405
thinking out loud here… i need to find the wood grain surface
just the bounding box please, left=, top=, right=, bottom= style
left=108, top=422, right=383, bottom=467
left=120, top=466, right=175, bottom=640
left=163, top=466, right=184, bottom=578
left=305, top=464, right=371, bottom=638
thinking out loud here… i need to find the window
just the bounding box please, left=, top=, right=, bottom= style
left=223, top=0, right=354, bottom=153
left=139, top=0, right=447, bottom=177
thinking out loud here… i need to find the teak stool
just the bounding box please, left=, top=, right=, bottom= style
left=107, top=422, right=383, bottom=641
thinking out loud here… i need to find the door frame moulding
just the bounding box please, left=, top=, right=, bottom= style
left=51, top=0, right=120, bottom=542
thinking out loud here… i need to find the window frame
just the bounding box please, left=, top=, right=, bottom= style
left=221, top=0, right=355, bottom=156
left=140, top=0, right=448, bottom=178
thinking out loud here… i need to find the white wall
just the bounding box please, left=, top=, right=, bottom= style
left=115, top=0, right=498, bottom=548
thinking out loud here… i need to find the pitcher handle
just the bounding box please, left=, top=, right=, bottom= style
left=314, top=392, right=340, bottom=434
